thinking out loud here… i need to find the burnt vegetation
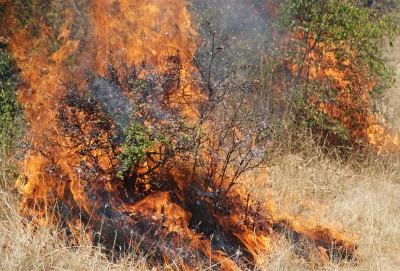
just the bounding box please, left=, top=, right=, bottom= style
left=56, top=59, right=197, bottom=198
left=50, top=56, right=272, bottom=267
left=54, top=28, right=272, bottom=200
left=48, top=42, right=357, bottom=266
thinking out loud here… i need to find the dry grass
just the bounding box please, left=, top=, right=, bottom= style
left=0, top=147, right=151, bottom=271
left=2, top=143, right=400, bottom=270
left=249, top=147, right=400, bottom=271
left=0, top=198, right=149, bottom=270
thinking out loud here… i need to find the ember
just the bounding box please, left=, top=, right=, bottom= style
left=0, top=0, right=372, bottom=269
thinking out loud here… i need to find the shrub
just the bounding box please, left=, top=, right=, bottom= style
left=56, top=59, right=200, bottom=197
left=266, top=0, right=398, bottom=149
left=0, top=40, right=22, bottom=149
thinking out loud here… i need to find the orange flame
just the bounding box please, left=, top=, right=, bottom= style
left=288, top=34, right=398, bottom=148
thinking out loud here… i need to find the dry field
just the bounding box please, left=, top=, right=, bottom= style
left=1, top=143, right=400, bottom=270
left=254, top=149, right=400, bottom=270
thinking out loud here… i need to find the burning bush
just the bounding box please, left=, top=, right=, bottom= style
left=267, top=0, right=398, bottom=149
left=56, top=60, right=199, bottom=198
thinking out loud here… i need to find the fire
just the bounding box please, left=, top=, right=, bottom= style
left=2, top=0, right=358, bottom=269
left=287, top=32, right=398, bottom=149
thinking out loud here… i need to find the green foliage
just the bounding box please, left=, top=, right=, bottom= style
left=14, top=0, right=52, bottom=27
left=117, top=117, right=199, bottom=180
left=291, top=85, right=351, bottom=144
left=117, top=121, right=155, bottom=180
left=269, top=0, right=398, bottom=148
left=0, top=41, right=23, bottom=149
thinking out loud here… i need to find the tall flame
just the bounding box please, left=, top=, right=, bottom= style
left=10, top=0, right=198, bottom=215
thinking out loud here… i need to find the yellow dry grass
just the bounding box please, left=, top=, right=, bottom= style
left=1, top=142, right=400, bottom=270
left=250, top=148, right=400, bottom=271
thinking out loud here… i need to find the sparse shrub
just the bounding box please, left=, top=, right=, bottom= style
left=56, top=59, right=199, bottom=197
left=55, top=48, right=270, bottom=201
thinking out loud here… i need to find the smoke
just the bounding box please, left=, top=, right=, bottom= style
left=91, top=78, right=133, bottom=129
left=189, top=0, right=272, bottom=79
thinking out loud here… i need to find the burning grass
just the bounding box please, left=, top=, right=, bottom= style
left=2, top=147, right=400, bottom=270
left=261, top=149, right=400, bottom=270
